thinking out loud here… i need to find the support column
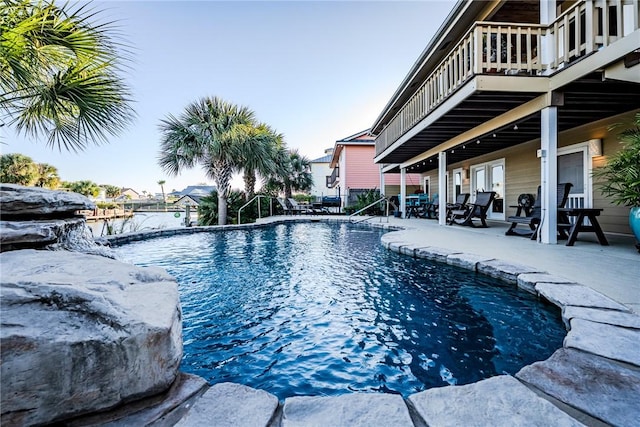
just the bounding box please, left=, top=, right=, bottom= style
left=540, top=106, right=558, bottom=244
left=379, top=165, right=386, bottom=196
left=540, top=0, right=557, bottom=75
left=438, top=152, right=447, bottom=226
left=400, top=168, right=407, bottom=219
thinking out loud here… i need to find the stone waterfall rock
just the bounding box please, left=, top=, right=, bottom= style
left=0, top=183, right=95, bottom=217
left=0, top=249, right=183, bottom=426
left=0, top=184, right=102, bottom=253
left=0, top=217, right=86, bottom=247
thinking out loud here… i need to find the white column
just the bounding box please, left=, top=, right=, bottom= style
left=540, top=0, right=556, bottom=24
left=540, top=106, right=558, bottom=244
left=379, top=165, right=386, bottom=196
left=400, top=168, right=407, bottom=219
left=438, top=152, right=447, bottom=226
left=540, top=0, right=557, bottom=74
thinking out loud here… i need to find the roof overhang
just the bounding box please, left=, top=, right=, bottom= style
left=377, top=71, right=639, bottom=174
left=371, top=0, right=496, bottom=134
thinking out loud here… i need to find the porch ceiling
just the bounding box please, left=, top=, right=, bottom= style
left=382, top=73, right=640, bottom=174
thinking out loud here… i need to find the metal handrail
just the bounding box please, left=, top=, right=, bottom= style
left=348, top=196, right=390, bottom=223
left=238, top=195, right=273, bottom=225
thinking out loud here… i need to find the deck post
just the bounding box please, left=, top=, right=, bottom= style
left=400, top=168, right=407, bottom=219
left=540, top=106, right=558, bottom=244
left=438, top=151, right=447, bottom=226
left=540, top=0, right=557, bottom=74
left=379, top=165, right=386, bottom=196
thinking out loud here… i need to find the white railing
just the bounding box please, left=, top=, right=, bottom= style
left=348, top=196, right=390, bottom=224
left=237, top=195, right=273, bottom=225
left=375, top=0, right=640, bottom=156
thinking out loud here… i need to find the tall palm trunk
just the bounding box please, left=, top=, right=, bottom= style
left=214, top=159, right=233, bottom=225
left=244, top=170, right=257, bottom=201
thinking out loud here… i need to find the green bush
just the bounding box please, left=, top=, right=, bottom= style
left=593, top=113, right=640, bottom=207
left=292, top=194, right=315, bottom=204
left=96, top=202, right=119, bottom=209
left=197, top=191, right=273, bottom=225
left=348, top=189, right=383, bottom=216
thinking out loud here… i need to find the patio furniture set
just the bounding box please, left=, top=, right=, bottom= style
left=402, top=183, right=609, bottom=246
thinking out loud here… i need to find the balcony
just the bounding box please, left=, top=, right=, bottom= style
left=375, top=0, right=640, bottom=158
left=326, top=167, right=339, bottom=188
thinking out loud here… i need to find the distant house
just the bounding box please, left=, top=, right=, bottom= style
left=174, top=194, right=204, bottom=207
left=327, top=130, right=422, bottom=208
left=115, top=188, right=140, bottom=201
left=168, top=185, right=216, bottom=199
left=309, top=148, right=334, bottom=199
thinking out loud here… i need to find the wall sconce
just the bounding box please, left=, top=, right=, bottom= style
left=588, top=138, right=603, bottom=157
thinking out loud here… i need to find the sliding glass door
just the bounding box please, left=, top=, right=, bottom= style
left=471, top=159, right=505, bottom=220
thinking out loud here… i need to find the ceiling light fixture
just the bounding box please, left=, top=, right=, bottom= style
left=493, top=133, right=497, bottom=138
left=476, top=140, right=480, bottom=144
left=513, top=124, right=519, bottom=130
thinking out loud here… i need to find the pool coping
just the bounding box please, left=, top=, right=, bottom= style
left=101, top=217, right=640, bottom=426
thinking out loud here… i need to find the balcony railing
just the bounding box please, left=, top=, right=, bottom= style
left=326, top=167, right=339, bottom=188
left=375, top=0, right=640, bottom=157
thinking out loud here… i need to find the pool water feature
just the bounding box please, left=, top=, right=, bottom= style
left=114, top=222, right=565, bottom=399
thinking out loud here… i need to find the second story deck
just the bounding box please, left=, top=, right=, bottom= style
left=374, top=0, right=640, bottom=168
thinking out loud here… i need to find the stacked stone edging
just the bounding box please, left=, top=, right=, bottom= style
left=101, top=216, right=402, bottom=247
left=380, top=230, right=640, bottom=427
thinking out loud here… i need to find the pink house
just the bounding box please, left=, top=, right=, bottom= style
left=327, top=130, right=422, bottom=209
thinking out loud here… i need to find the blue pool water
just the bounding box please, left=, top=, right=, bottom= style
left=114, top=222, right=565, bottom=399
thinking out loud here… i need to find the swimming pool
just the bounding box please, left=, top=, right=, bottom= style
left=114, top=222, right=565, bottom=399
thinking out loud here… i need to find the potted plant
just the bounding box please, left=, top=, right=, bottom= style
left=593, top=113, right=640, bottom=250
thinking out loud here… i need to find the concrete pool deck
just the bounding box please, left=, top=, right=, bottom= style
left=102, top=215, right=640, bottom=426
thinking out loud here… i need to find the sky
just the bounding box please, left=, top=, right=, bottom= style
left=1, top=0, right=455, bottom=195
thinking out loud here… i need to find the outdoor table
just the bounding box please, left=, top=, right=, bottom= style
left=405, top=195, right=421, bottom=218
left=558, top=208, right=609, bottom=246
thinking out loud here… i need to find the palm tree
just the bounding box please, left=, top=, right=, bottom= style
left=268, top=148, right=313, bottom=199
left=0, top=153, right=39, bottom=185
left=0, top=0, right=135, bottom=151
left=67, top=180, right=100, bottom=198
left=158, top=96, right=255, bottom=225
left=35, top=162, right=59, bottom=188
left=157, top=179, right=166, bottom=203
left=238, top=123, right=282, bottom=200
left=197, top=189, right=244, bottom=226
left=101, top=184, right=120, bottom=200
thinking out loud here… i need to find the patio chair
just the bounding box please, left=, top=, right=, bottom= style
left=448, top=191, right=496, bottom=227
left=445, top=193, right=470, bottom=222
left=277, top=198, right=293, bottom=215
left=505, top=183, right=573, bottom=240
left=287, top=198, right=310, bottom=215
left=420, top=194, right=439, bottom=219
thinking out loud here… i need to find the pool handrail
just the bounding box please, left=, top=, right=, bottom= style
left=349, top=196, right=390, bottom=224
left=238, top=195, right=273, bottom=225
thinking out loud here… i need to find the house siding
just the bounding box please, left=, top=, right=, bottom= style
left=344, top=146, right=380, bottom=189
left=309, top=161, right=334, bottom=197
left=437, top=111, right=637, bottom=235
